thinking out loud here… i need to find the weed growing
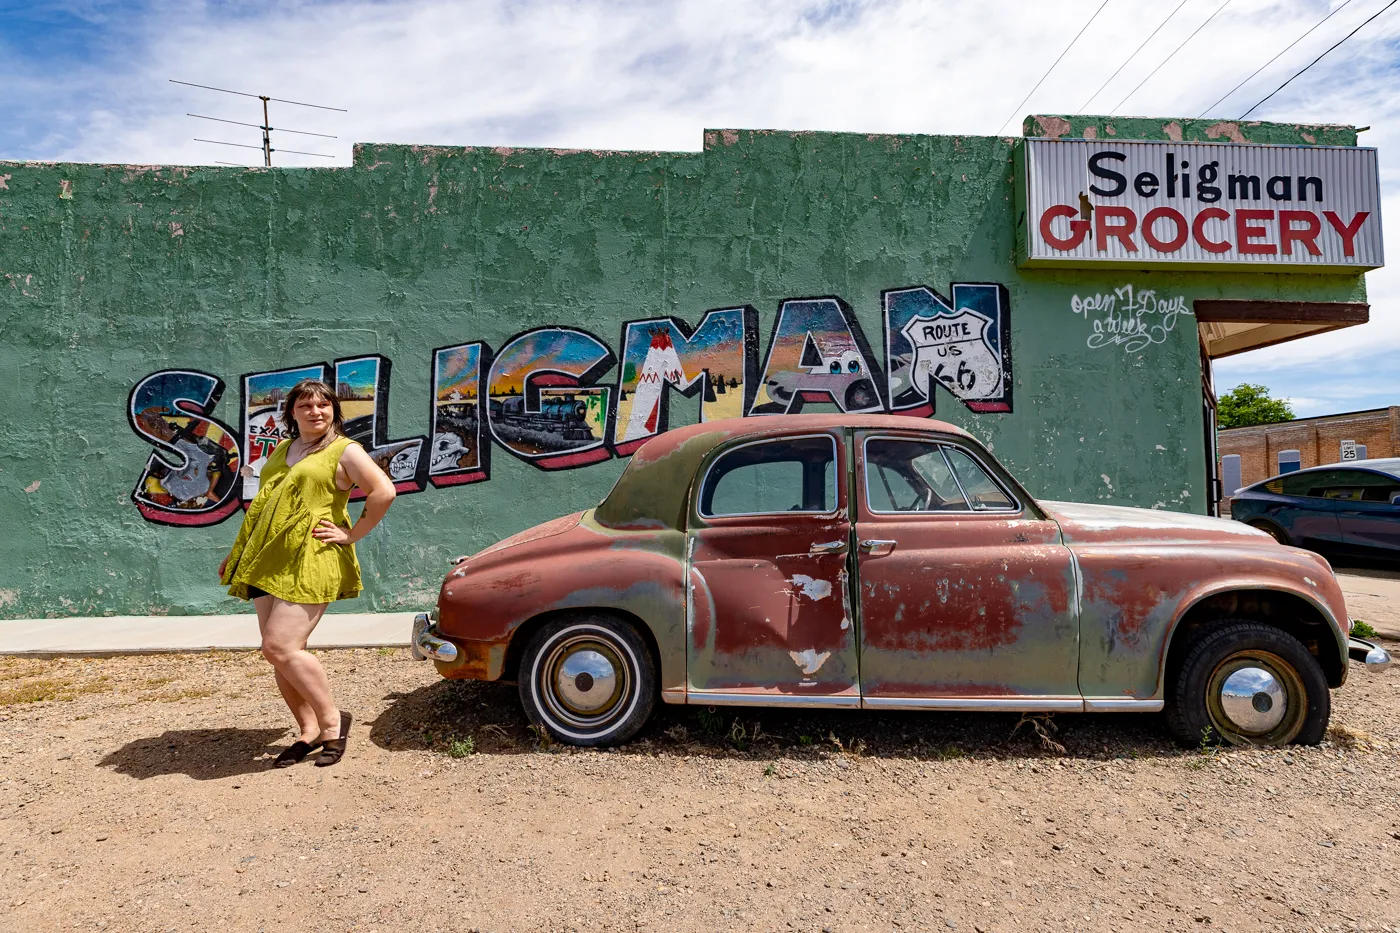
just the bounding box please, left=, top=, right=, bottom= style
left=446, top=735, right=476, bottom=758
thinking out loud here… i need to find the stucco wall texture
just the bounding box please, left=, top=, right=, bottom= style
left=0, top=117, right=1371, bottom=619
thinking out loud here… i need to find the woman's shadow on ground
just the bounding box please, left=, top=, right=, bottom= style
left=99, top=728, right=289, bottom=780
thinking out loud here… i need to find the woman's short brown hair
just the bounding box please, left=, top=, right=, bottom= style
left=282, top=379, right=346, bottom=442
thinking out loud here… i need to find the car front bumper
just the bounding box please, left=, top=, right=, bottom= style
left=411, top=612, right=458, bottom=663
left=1348, top=637, right=1393, bottom=673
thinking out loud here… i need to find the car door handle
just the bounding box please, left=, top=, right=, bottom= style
left=860, top=539, right=896, bottom=555
left=809, top=539, right=848, bottom=555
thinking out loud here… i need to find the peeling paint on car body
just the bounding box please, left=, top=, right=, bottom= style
left=1045, top=500, right=1351, bottom=698
left=427, top=414, right=1351, bottom=718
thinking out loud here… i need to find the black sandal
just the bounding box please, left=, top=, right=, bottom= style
left=314, top=711, right=352, bottom=767
left=272, top=738, right=323, bottom=769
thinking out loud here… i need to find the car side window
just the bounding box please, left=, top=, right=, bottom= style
left=865, top=438, right=968, bottom=512
left=1327, top=470, right=1400, bottom=503
left=1367, top=484, right=1400, bottom=504
left=1265, top=470, right=1334, bottom=497
left=1301, top=469, right=1367, bottom=499
left=942, top=447, right=1017, bottom=510
left=700, top=435, right=837, bottom=517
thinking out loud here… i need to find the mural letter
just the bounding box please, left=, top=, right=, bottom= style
left=884, top=284, right=1012, bottom=415
left=334, top=355, right=428, bottom=496
left=128, top=370, right=242, bottom=526
left=749, top=297, right=883, bottom=415
left=428, top=341, right=491, bottom=487
left=611, top=307, right=758, bottom=455
left=240, top=363, right=331, bottom=501
left=487, top=328, right=615, bottom=470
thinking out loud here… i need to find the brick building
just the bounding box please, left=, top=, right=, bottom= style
left=1218, top=406, right=1400, bottom=510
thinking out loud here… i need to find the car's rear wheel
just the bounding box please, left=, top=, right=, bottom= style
left=1165, top=621, right=1329, bottom=747
left=1246, top=519, right=1290, bottom=545
left=518, top=613, right=656, bottom=747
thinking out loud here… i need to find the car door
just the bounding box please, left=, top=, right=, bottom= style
left=1257, top=470, right=1344, bottom=548
left=686, top=431, right=859, bottom=707
left=852, top=432, right=1080, bottom=709
left=1331, top=469, right=1400, bottom=554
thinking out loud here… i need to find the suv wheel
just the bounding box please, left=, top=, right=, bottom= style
left=1246, top=519, right=1290, bottom=545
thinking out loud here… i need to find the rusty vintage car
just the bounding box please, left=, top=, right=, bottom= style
left=412, top=414, right=1391, bottom=747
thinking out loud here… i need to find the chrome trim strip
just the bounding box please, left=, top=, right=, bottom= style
left=861, top=696, right=1084, bottom=711
left=686, top=691, right=862, bottom=709
left=695, top=433, right=841, bottom=520
left=1083, top=697, right=1165, bottom=712
left=660, top=688, right=687, bottom=705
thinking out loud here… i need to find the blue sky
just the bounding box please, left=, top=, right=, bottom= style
left=2, top=0, right=1398, bottom=416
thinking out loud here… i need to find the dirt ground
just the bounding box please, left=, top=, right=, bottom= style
left=2, top=645, right=1398, bottom=933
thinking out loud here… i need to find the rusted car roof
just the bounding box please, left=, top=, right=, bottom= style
left=594, top=414, right=969, bottom=531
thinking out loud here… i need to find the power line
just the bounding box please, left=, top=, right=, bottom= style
left=998, top=0, right=1112, bottom=134
left=1080, top=0, right=1191, bottom=111
left=188, top=113, right=338, bottom=139
left=195, top=138, right=266, bottom=151
left=1198, top=0, right=1358, bottom=117
left=1240, top=0, right=1398, bottom=119
left=172, top=78, right=346, bottom=166
left=195, top=138, right=334, bottom=159
left=169, top=79, right=347, bottom=112
left=1111, top=0, right=1238, bottom=112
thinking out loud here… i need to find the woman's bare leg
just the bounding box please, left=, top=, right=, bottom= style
left=255, top=594, right=320, bottom=742
left=259, top=598, right=341, bottom=741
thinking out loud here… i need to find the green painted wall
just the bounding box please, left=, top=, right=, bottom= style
left=0, top=117, right=1370, bottom=619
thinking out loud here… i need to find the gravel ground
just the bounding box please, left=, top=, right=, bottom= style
left=1, top=645, right=1398, bottom=933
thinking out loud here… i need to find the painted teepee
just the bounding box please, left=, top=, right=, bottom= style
left=622, top=329, right=687, bottom=441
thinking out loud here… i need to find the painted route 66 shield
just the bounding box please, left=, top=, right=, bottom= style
left=900, top=308, right=1003, bottom=402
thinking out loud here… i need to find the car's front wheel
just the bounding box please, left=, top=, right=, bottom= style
left=1165, top=621, right=1330, bottom=747
left=518, top=612, right=656, bottom=747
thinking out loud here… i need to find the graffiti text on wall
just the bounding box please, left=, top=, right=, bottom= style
left=128, top=283, right=1013, bottom=525
left=1071, top=285, right=1191, bottom=354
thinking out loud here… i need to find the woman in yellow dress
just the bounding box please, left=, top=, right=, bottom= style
left=218, top=379, right=397, bottom=768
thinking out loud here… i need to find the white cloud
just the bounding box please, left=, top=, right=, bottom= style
left=4, top=0, right=1398, bottom=410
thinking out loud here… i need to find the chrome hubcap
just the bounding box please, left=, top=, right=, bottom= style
left=539, top=631, right=631, bottom=731
left=554, top=648, right=619, bottom=714
left=1218, top=666, right=1288, bottom=733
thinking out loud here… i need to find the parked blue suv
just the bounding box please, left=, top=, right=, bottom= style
left=1229, top=458, right=1400, bottom=561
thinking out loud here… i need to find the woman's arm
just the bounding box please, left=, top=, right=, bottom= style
left=313, top=442, right=397, bottom=545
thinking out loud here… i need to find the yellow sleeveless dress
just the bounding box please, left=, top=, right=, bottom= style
left=222, top=436, right=363, bottom=603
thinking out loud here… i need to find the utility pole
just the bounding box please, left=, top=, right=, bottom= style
left=261, top=96, right=272, bottom=167
left=171, top=79, right=346, bottom=167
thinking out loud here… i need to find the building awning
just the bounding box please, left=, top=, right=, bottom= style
left=1195, top=300, right=1369, bottom=359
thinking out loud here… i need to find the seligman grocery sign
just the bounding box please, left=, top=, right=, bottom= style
left=1018, top=138, right=1383, bottom=270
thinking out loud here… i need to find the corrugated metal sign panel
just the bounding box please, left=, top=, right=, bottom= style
left=1024, top=139, right=1383, bottom=269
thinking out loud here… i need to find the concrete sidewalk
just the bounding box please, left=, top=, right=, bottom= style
left=1, top=572, right=1396, bottom=656
left=1336, top=569, right=1400, bottom=640
left=0, top=611, right=413, bottom=657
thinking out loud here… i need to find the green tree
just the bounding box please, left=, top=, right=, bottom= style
left=1217, top=383, right=1295, bottom=429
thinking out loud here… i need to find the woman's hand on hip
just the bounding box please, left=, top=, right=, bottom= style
left=313, top=519, right=352, bottom=545
left=218, top=555, right=229, bottom=579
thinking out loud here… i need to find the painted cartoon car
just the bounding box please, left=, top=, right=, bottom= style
left=412, top=414, right=1391, bottom=748
left=757, top=349, right=881, bottom=413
